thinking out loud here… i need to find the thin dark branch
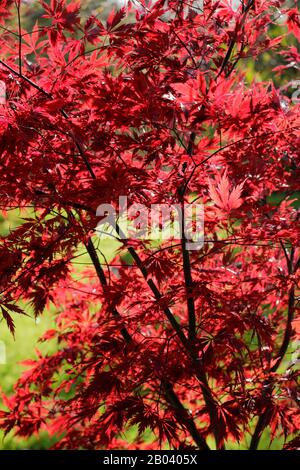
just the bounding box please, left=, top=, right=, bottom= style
left=216, top=0, right=254, bottom=78
left=85, top=237, right=132, bottom=344
left=171, top=29, right=198, bottom=70
left=16, top=0, right=22, bottom=75
left=163, top=380, right=210, bottom=450
left=85, top=236, right=209, bottom=450
left=0, top=59, right=52, bottom=97
left=270, top=287, right=295, bottom=373
left=117, top=228, right=191, bottom=351
left=180, top=133, right=225, bottom=450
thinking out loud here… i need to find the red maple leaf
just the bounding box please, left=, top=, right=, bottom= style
left=208, top=170, right=244, bottom=212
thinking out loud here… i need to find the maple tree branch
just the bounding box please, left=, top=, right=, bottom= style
left=84, top=236, right=132, bottom=344
left=5, top=65, right=192, bottom=355
left=84, top=235, right=210, bottom=450
left=0, top=23, right=19, bottom=37
left=249, top=409, right=272, bottom=451
left=171, top=29, right=198, bottom=70
left=182, top=282, right=224, bottom=450
left=15, top=0, right=22, bottom=75
left=33, top=191, right=207, bottom=446
left=181, top=229, right=196, bottom=342
left=294, top=255, right=300, bottom=274
left=119, top=228, right=224, bottom=449
left=216, top=0, right=254, bottom=78
left=180, top=185, right=196, bottom=341
left=250, top=245, right=296, bottom=450
left=0, top=48, right=234, bottom=450
left=163, top=380, right=210, bottom=450
left=180, top=131, right=225, bottom=450
left=279, top=240, right=291, bottom=270
left=0, top=59, right=96, bottom=179
left=179, top=212, right=225, bottom=448
left=0, top=0, right=298, bottom=451
left=249, top=294, right=295, bottom=449
left=270, top=287, right=295, bottom=373
left=268, top=246, right=296, bottom=371
left=0, top=59, right=52, bottom=97
left=180, top=131, right=197, bottom=343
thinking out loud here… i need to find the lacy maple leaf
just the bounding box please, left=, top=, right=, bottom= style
left=208, top=171, right=244, bottom=213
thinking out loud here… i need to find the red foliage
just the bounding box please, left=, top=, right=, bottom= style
left=0, top=0, right=299, bottom=450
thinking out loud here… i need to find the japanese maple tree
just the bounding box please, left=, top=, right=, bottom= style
left=0, top=0, right=299, bottom=450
